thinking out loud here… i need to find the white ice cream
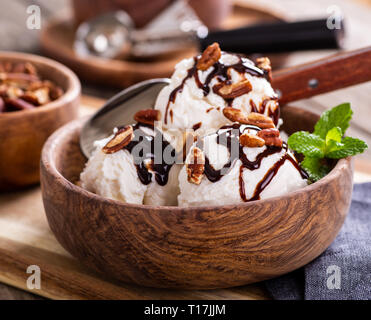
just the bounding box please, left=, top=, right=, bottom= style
left=80, top=127, right=180, bottom=206
left=178, top=126, right=308, bottom=207
left=80, top=46, right=309, bottom=207
left=155, top=52, right=279, bottom=140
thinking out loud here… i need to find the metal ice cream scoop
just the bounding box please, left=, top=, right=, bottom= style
left=80, top=78, right=170, bottom=158
left=74, top=0, right=344, bottom=59
left=75, top=0, right=206, bottom=59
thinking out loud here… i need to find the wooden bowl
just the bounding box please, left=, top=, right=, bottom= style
left=0, top=52, right=81, bottom=191
left=40, top=106, right=353, bottom=289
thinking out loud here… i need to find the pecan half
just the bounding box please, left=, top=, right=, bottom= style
left=223, top=108, right=275, bottom=129
left=134, top=109, right=161, bottom=125
left=186, top=147, right=205, bottom=185
left=257, top=128, right=283, bottom=147
left=196, top=42, right=221, bottom=71
left=213, top=79, right=252, bottom=99
left=240, top=132, right=265, bottom=148
left=102, top=125, right=134, bottom=154
left=246, top=112, right=275, bottom=129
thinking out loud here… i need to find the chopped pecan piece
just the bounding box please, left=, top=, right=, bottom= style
left=21, top=87, right=50, bottom=106
left=222, top=107, right=247, bottom=123
left=240, top=132, right=265, bottom=148
left=257, top=128, right=283, bottom=147
left=24, top=62, right=38, bottom=75
left=196, top=43, right=221, bottom=71
left=144, top=159, right=154, bottom=172
left=21, top=91, right=40, bottom=105
left=256, top=57, right=272, bottom=75
left=213, top=79, right=252, bottom=99
left=33, top=87, right=50, bottom=105
left=186, top=147, right=205, bottom=185
left=48, top=85, right=64, bottom=100
left=134, top=109, right=161, bottom=125
left=4, top=86, right=24, bottom=99
left=102, top=125, right=134, bottom=154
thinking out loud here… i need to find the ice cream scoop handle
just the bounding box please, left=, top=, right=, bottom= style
left=272, top=46, right=371, bottom=104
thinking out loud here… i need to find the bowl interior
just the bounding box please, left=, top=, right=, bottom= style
left=54, top=105, right=320, bottom=191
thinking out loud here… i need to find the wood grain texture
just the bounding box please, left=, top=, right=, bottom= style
left=40, top=106, right=353, bottom=289
left=0, top=178, right=268, bottom=300
left=0, top=52, right=80, bottom=191
left=40, top=3, right=288, bottom=88
left=272, top=46, right=371, bottom=104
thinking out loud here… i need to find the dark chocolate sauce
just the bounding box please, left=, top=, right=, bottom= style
left=117, top=123, right=175, bottom=186
left=199, top=124, right=308, bottom=202
left=249, top=99, right=259, bottom=113
left=164, top=54, right=268, bottom=125
left=192, top=122, right=202, bottom=131
left=248, top=154, right=308, bottom=201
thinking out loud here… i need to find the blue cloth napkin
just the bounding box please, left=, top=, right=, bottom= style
left=265, top=182, right=371, bottom=300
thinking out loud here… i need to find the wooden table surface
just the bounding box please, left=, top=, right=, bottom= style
left=0, top=0, right=370, bottom=299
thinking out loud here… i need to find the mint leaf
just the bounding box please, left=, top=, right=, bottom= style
left=326, top=127, right=342, bottom=144
left=288, top=131, right=325, bottom=158
left=325, top=127, right=343, bottom=154
left=288, top=103, right=368, bottom=182
left=314, top=103, right=353, bottom=139
left=327, top=137, right=368, bottom=159
left=301, top=157, right=331, bottom=182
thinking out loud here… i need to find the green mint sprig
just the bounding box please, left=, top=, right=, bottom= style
left=288, top=103, right=368, bottom=182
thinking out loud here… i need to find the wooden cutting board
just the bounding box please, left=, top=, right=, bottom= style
left=0, top=95, right=370, bottom=300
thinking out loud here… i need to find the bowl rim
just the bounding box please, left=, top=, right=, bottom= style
left=41, top=114, right=353, bottom=212
left=0, top=51, right=81, bottom=118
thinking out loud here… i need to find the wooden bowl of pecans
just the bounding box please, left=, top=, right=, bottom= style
left=0, top=52, right=80, bottom=191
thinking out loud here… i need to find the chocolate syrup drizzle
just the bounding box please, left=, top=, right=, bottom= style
left=121, top=123, right=175, bottom=186
left=198, top=124, right=308, bottom=202
left=164, top=54, right=272, bottom=125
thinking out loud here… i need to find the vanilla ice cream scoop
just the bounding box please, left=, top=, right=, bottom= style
left=178, top=124, right=308, bottom=207
left=154, top=44, right=279, bottom=139
left=80, top=124, right=180, bottom=206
